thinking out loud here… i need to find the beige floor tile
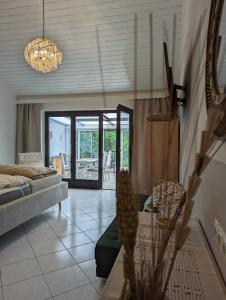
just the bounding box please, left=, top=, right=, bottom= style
left=3, top=275, right=51, bottom=300
left=63, top=209, right=85, bottom=217
left=76, top=220, right=100, bottom=231
left=32, top=238, right=65, bottom=257
left=0, top=231, right=29, bottom=251
left=95, top=216, right=114, bottom=228
left=87, top=211, right=112, bottom=219
left=1, top=258, right=42, bottom=286
left=92, top=278, right=107, bottom=294
left=0, top=189, right=116, bottom=299
left=45, top=265, right=89, bottom=296
left=83, top=208, right=101, bottom=214
left=68, top=243, right=95, bottom=263
left=28, top=228, right=57, bottom=244
left=37, top=250, right=75, bottom=273
left=53, top=224, right=81, bottom=237
left=84, top=228, right=106, bottom=242
left=53, top=283, right=99, bottom=300
left=47, top=216, right=73, bottom=228
left=79, top=259, right=99, bottom=282
left=68, top=214, right=93, bottom=224
left=0, top=244, right=34, bottom=267
left=60, top=233, right=91, bottom=249
left=24, top=217, right=50, bottom=233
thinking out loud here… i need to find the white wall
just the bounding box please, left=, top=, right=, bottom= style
left=179, top=0, right=210, bottom=187
left=180, top=0, right=226, bottom=281
left=0, top=82, right=16, bottom=163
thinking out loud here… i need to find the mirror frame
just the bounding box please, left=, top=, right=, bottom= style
left=206, top=0, right=226, bottom=137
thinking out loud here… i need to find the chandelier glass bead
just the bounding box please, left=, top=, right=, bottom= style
left=24, top=37, right=62, bottom=73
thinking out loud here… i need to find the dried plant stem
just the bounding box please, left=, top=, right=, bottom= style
left=117, top=170, right=138, bottom=300
left=161, top=249, right=178, bottom=300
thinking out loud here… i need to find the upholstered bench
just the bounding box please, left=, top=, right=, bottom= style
left=95, top=194, right=148, bottom=278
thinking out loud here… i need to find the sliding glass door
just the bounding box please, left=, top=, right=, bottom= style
left=45, top=111, right=102, bottom=188
left=45, top=108, right=132, bottom=190
left=74, top=113, right=102, bottom=188
left=116, top=105, right=133, bottom=191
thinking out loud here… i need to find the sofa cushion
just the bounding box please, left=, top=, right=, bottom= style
left=29, top=175, right=62, bottom=193
left=0, top=164, right=57, bottom=180
left=0, top=174, right=31, bottom=190
left=0, top=185, right=27, bottom=206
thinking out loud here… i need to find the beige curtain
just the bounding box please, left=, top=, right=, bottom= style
left=16, top=104, right=41, bottom=155
left=131, top=98, right=179, bottom=195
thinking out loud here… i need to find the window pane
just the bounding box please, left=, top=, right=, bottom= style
left=120, top=112, right=130, bottom=170
left=49, top=117, right=71, bottom=179
left=103, top=112, right=117, bottom=190
left=76, top=116, right=99, bottom=180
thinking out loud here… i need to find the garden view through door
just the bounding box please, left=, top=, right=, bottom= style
left=46, top=108, right=132, bottom=190
left=75, top=114, right=102, bottom=188
left=48, top=116, right=71, bottom=179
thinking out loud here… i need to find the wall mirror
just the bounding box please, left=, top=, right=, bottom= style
left=206, top=0, right=226, bottom=137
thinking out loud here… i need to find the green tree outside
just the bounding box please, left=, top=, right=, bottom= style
left=78, top=129, right=129, bottom=168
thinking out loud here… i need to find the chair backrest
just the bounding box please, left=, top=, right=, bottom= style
left=17, top=152, right=44, bottom=167
left=52, top=156, right=64, bottom=175
left=59, top=153, right=67, bottom=167
left=105, top=151, right=112, bottom=169
left=102, top=151, right=107, bottom=168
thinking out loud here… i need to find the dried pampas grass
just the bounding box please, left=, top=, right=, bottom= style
left=117, top=170, right=138, bottom=300
left=117, top=173, right=186, bottom=300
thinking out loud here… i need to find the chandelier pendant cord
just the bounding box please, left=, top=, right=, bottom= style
left=42, top=0, right=45, bottom=38
left=24, top=0, right=62, bottom=73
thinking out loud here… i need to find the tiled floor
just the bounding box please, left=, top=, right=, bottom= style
left=0, top=189, right=116, bottom=300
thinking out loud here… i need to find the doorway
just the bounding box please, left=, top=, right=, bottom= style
left=45, top=107, right=133, bottom=190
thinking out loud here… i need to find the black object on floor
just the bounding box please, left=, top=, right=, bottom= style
left=95, top=194, right=148, bottom=278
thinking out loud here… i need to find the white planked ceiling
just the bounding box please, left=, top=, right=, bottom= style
left=0, top=0, right=183, bottom=96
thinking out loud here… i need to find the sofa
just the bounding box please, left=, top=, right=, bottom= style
left=0, top=174, right=68, bottom=236
left=95, top=194, right=148, bottom=278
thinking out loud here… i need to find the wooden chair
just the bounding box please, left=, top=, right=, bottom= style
left=52, top=156, right=64, bottom=175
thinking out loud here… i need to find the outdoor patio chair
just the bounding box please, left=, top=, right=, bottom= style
left=52, top=154, right=70, bottom=176
left=103, top=151, right=112, bottom=180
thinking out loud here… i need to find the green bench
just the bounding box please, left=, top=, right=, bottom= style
left=95, top=194, right=148, bottom=278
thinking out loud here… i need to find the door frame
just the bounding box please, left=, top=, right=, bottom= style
left=73, top=111, right=103, bottom=189
left=116, top=105, right=133, bottom=192
left=45, top=110, right=116, bottom=189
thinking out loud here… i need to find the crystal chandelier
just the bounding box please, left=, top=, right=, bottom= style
left=24, top=0, right=62, bottom=73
